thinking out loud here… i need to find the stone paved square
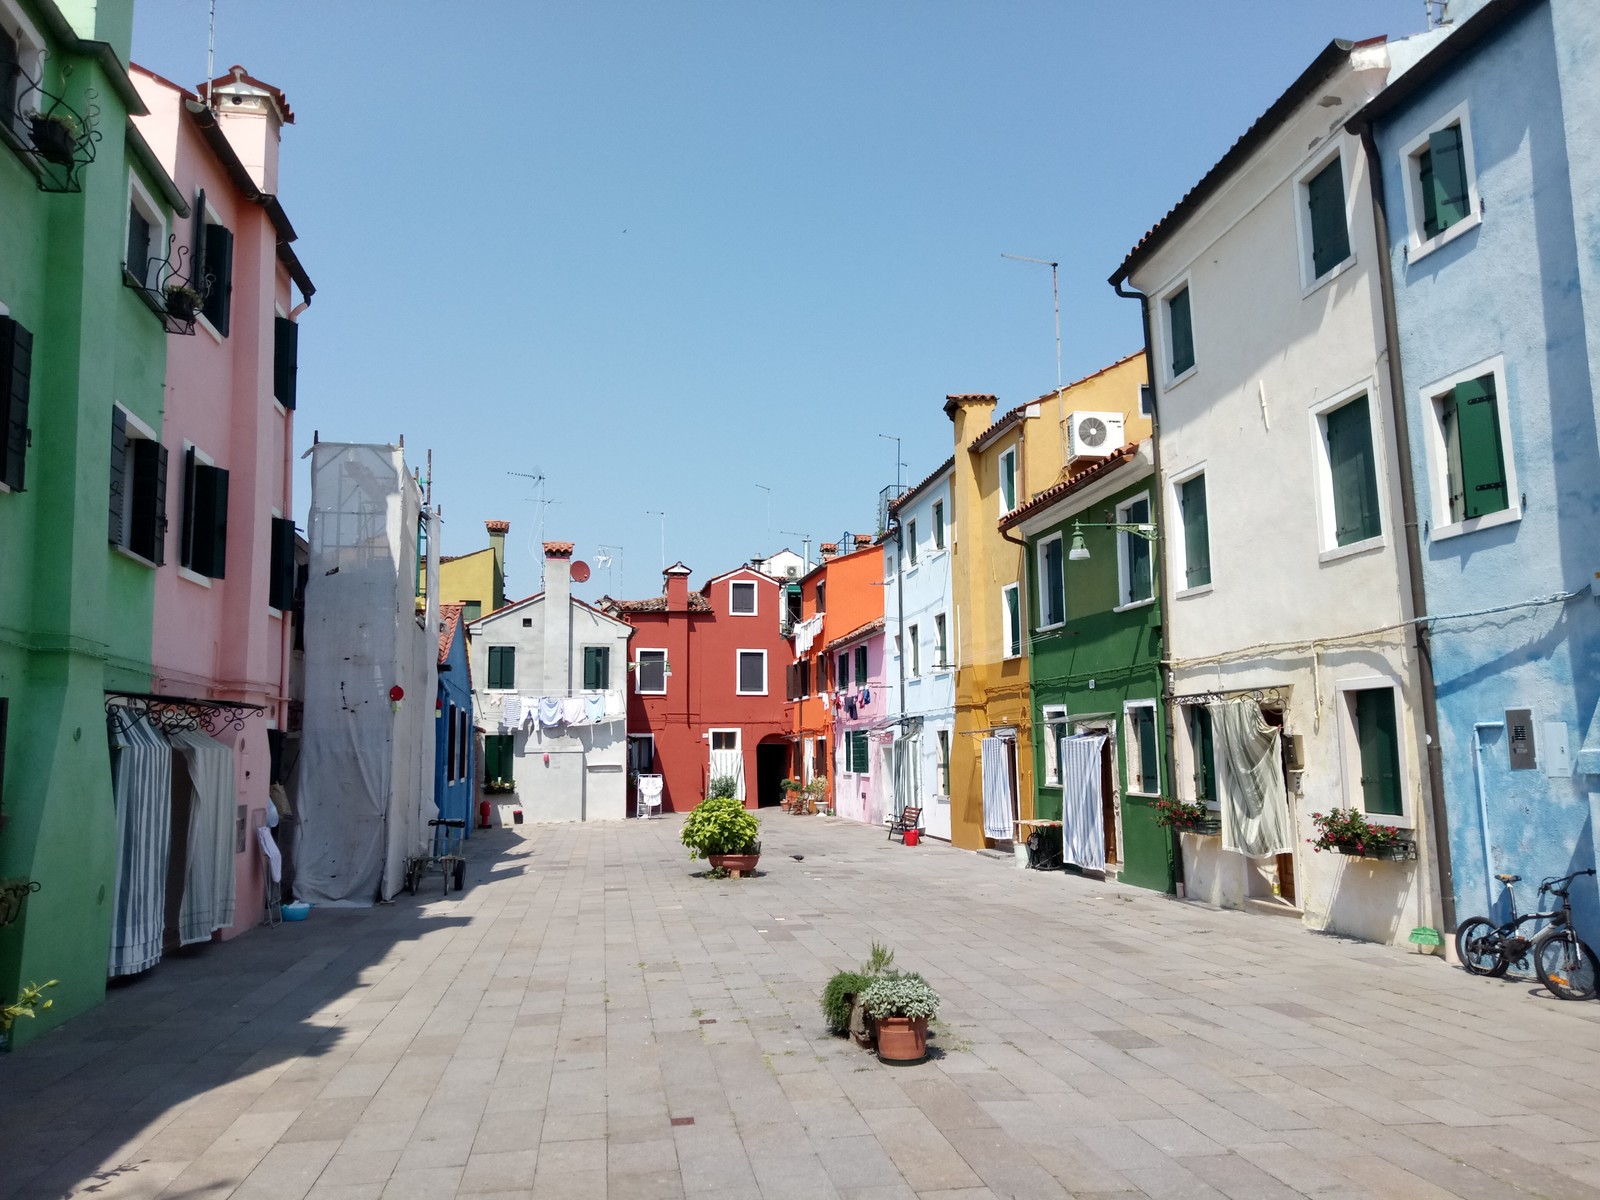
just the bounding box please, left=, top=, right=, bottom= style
left=4, top=815, right=1600, bottom=1200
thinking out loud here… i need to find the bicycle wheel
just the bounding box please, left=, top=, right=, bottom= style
left=1535, top=932, right=1599, bottom=1001
left=1456, top=917, right=1509, bottom=977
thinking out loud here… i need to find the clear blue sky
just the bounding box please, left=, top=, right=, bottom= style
left=133, top=1, right=1423, bottom=603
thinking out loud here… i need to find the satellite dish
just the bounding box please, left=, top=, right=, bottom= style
left=571, top=560, right=592, bottom=583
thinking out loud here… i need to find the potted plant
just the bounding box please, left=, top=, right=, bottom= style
left=0, top=979, right=58, bottom=1051
left=821, top=942, right=894, bottom=1047
left=28, top=110, right=79, bottom=167
left=681, top=795, right=761, bottom=876
left=779, top=778, right=802, bottom=811
left=803, top=776, right=827, bottom=815
left=860, top=970, right=940, bottom=1064
left=1308, top=808, right=1412, bottom=861
left=1153, top=798, right=1221, bottom=835
left=164, top=282, right=203, bottom=322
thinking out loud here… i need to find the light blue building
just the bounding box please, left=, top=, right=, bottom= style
left=884, top=458, right=957, bottom=840
left=1349, top=0, right=1600, bottom=931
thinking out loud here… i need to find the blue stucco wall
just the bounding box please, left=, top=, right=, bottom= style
left=1373, top=0, right=1600, bottom=931
left=434, top=630, right=476, bottom=840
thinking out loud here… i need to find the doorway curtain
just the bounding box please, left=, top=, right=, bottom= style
left=170, top=729, right=238, bottom=945
left=1061, top=733, right=1109, bottom=871
left=709, top=747, right=745, bottom=800
left=980, top=737, right=1013, bottom=840
left=1208, top=699, right=1293, bottom=858
left=108, top=715, right=174, bottom=977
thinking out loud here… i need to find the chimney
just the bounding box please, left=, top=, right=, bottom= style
left=944, top=393, right=999, bottom=444
left=207, top=66, right=292, bottom=194
left=819, top=543, right=839, bottom=561
left=542, top=541, right=574, bottom=691
left=485, top=520, right=509, bottom=610
left=664, top=562, right=692, bottom=612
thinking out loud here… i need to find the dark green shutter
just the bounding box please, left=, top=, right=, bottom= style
left=270, top=516, right=297, bottom=609
left=202, top=223, right=233, bottom=335
left=191, top=189, right=207, bottom=295
left=446, top=701, right=457, bottom=782
left=1005, top=586, right=1020, bottom=655
left=1428, top=124, right=1470, bottom=236
left=1043, top=537, right=1063, bottom=625
left=128, top=438, right=167, bottom=564
left=127, top=207, right=152, bottom=283
left=489, top=646, right=515, bottom=690
left=0, top=27, right=19, bottom=118
left=1191, top=706, right=1216, bottom=803
left=1168, top=287, right=1194, bottom=376
left=207, top=465, right=228, bottom=578
left=838, top=653, right=850, bottom=688
left=1452, top=374, right=1508, bottom=520
left=109, top=407, right=128, bottom=543
left=1356, top=689, right=1403, bottom=816
left=1133, top=707, right=1158, bottom=792
left=183, top=456, right=228, bottom=577
left=855, top=645, right=867, bottom=682
left=273, top=316, right=299, bottom=409
left=1326, top=396, right=1381, bottom=545
left=1, top=318, right=32, bottom=492
left=1124, top=498, right=1151, bottom=603
left=1180, top=475, right=1210, bottom=588
left=583, top=646, right=609, bottom=689
left=1307, top=158, right=1351, bottom=277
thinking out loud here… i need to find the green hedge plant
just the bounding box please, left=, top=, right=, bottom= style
left=681, top=795, right=761, bottom=859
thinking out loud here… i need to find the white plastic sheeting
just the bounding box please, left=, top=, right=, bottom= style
left=295, top=444, right=439, bottom=906
left=171, top=729, right=239, bottom=944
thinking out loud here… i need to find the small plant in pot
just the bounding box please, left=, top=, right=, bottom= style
left=163, top=282, right=203, bottom=321
left=861, top=969, right=940, bottom=1064
left=822, top=941, right=894, bottom=1047
left=29, top=110, right=80, bottom=167
left=681, top=794, right=761, bottom=877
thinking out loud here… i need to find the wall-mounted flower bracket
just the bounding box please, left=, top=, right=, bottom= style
left=124, top=235, right=212, bottom=335
left=5, top=57, right=101, bottom=192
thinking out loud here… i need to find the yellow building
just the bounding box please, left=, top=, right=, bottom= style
left=440, top=519, right=509, bottom=620
left=945, top=353, right=1151, bottom=849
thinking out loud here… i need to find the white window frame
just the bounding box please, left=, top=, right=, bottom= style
left=1123, top=700, right=1160, bottom=797
left=1041, top=704, right=1069, bottom=787
left=0, top=0, right=45, bottom=143
left=1138, top=383, right=1153, bottom=418
left=998, top=446, right=1018, bottom=515
left=728, top=579, right=757, bottom=616
left=907, top=623, right=920, bottom=677
left=635, top=648, right=668, bottom=695
left=933, top=613, right=949, bottom=671
left=709, top=728, right=740, bottom=753
left=1308, top=379, right=1387, bottom=562
left=735, top=648, right=768, bottom=696
left=1293, top=144, right=1357, bottom=295
left=111, top=404, right=162, bottom=570
left=1399, top=102, right=1482, bottom=266
left=1113, top=492, right=1156, bottom=612
left=906, top=518, right=918, bottom=567
left=1419, top=354, right=1519, bottom=543
left=1000, top=582, right=1023, bottom=660
left=1333, top=675, right=1414, bottom=829
left=1168, top=463, right=1212, bottom=599
left=125, top=173, right=167, bottom=292
left=176, top=438, right=218, bottom=589
left=1036, top=532, right=1065, bottom=630
left=931, top=500, right=946, bottom=551
left=1159, top=275, right=1197, bottom=389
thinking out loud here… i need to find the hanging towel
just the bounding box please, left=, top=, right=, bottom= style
left=844, top=696, right=858, bottom=719
left=562, top=696, right=588, bottom=726
left=255, top=824, right=282, bottom=883
left=108, top=715, right=175, bottom=977
left=980, top=737, right=1015, bottom=840
left=1060, top=734, right=1109, bottom=871
left=1210, top=700, right=1294, bottom=857
left=605, top=689, right=625, bottom=720
left=861, top=688, right=871, bottom=706
left=637, top=774, right=664, bottom=817
left=585, top=694, right=607, bottom=724
left=538, top=696, right=564, bottom=727
left=170, top=729, right=239, bottom=946
left=500, top=693, right=524, bottom=729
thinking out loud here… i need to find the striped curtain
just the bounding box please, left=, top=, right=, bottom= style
left=709, top=748, right=745, bottom=800
left=171, top=729, right=238, bottom=945
left=108, top=715, right=174, bottom=978
left=980, top=737, right=1013, bottom=840
left=1061, top=734, right=1108, bottom=872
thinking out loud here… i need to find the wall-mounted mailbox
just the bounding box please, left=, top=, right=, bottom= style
left=1507, top=709, right=1537, bottom=770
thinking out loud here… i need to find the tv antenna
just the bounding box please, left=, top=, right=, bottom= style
left=781, top=530, right=812, bottom=573
left=1002, top=252, right=1062, bottom=392
left=509, top=469, right=555, bottom=589
left=596, top=545, right=624, bottom=596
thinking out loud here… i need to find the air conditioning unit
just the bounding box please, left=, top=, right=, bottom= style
left=786, top=566, right=798, bottom=577
left=1067, top=411, right=1124, bottom=461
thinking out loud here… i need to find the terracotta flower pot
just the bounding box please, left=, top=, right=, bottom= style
left=874, top=1014, right=928, bottom=1063
left=708, top=852, right=760, bottom=877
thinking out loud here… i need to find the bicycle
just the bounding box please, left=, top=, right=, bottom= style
left=1455, top=868, right=1598, bottom=1001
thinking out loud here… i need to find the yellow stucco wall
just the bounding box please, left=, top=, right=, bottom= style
left=440, top=548, right=498, bottom=617
left=946, top=353, right=1150, bottom=849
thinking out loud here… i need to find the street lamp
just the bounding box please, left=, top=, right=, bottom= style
left=1067, top=520, right=1157, bottom=561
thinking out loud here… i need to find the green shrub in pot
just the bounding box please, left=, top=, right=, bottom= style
left=680, top=795, right=760, bottom=860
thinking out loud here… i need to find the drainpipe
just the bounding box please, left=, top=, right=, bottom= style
left=1356, top=123, right=1457, bottom=936
left=888, top=510, right=908, bottom=816
left=1112, top=278, right=1184, bottom=894
left=1472, top=722, right=1504, bottom=916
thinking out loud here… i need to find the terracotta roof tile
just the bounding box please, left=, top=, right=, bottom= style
left=438, top=604, right=464, bottom=664
left=888, top=455, right=956, bottom=517
left=967, top=351, right=1146, bottom=453
left=543, top=541, right=575, bottom=558
left=605, top=594, right=714, bottom=614
left=484, top=520, right=511, bottom=534
left=824, top=616, right=887, bottom=653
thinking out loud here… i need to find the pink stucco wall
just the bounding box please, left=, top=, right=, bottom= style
left=133, top=69, right=300, bottom=939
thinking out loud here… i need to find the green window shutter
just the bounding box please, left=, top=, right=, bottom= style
left=1, top=317, right=32, bottom=492
left=1124, top=498, right=1152, bottom=603
left=850, top=731, right=869, bottom=774
left=1191, top=706, right=1216, bottom=803
left=109, top=407, right=128, bottom=543
left=1452, top=374, right=1508, bottom=520
left=194, top=464, right=229, bottom=578
left=584, top=646, right=609, bottom=689
left=270, top=517, right=297, bottom=609
left=446, top=702, right=457, bottom=783
left=1168, top=287, right=1194, bottom=376
left=1000, top=455, right=1015, bottom=511
left=1005, top=586, right=1020, bottom=655
left=126, top=206, right=151, bottom=283
left=129, top=439, right=168, bottom=564
left=202, top=223, right=233, bottom=336
left=489, top=646, right=516, bottom=689
left=1307, top=158, right=1351, bottom=277
left=1132, top=707, right=1157, bottom=792
left=274, top=316, right=299, bottom=409
left=838, top=653, right=850, bottom=688
left=1326, top=396, right=1381, bottom=545
left=854, top=646, right=867, bottom=682
left=1355, top=689, right=1403, bottom=816
left=1042, top=538, right=1063, bottom=625
left=191, top=188, right=208, bottom=296
left=1180, top=475, right=1210, bottom=588
left=1428, top=124, right=1470, bottom=236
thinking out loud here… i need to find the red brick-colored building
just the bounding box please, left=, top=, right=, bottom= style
left=602, top=563, right=791, bottom=813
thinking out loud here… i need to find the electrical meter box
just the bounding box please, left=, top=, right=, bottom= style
left=1506, top=709, right=1537, bottom=770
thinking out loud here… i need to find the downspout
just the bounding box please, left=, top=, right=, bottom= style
left=888, top=510, right=908, bottom=816
left=1112, top=278, right=1183, bottom=894
left=998, top=519, right=1030, bottom=823
left=1357, top=123, right=1457, bottom=936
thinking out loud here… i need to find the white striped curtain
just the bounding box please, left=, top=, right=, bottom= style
left=1061, top=734, right=1108, bottom=872
left=980, top=737, right=1014, bottom=840
left=709, top=748, right=745, bottom=800
left=108, top=716, right=174, bottom=978
left=171, top=730, right=238, bottom=945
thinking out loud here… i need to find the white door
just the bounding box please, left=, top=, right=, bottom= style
left=925, top=728, right=952, bottom=841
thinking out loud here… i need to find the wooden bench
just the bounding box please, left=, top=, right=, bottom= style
left=887, top=806, right=922, bottom=842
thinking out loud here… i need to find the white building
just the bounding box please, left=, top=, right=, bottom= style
left=468, top=542, right=633, bottom=822
left=752, top=547, right=809, bottom=583
left=1111, top=35, right=1448, bottom=943
left=884, top=457, right=957, bottom=841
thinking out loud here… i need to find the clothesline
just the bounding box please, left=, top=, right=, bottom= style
left=489, top=690, right=626, bottom=732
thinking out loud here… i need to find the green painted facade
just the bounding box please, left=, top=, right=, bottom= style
left=0, top=0, right=175, bottom=1045
left=1022, top=456, right=1173, bottom=893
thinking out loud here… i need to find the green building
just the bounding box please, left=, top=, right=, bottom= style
left=1, top=0, right=185, bottom=1044
left=1002, top=441, right=1174, bottom=893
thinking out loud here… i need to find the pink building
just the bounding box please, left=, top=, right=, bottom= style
left=131, top=65, right=312, bottom=939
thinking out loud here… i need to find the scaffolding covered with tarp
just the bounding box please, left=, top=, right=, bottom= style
left=294, top=443, right=439, bottom=905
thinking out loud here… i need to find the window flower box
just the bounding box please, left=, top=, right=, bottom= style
left=1310, top=808, right=1413, bottom=861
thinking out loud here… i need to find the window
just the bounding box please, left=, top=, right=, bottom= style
left=1041, top=705, right=1069, bottom=786
left=1351, top=687, right=1403, bottom=817
left=628, top=734, right=655, bottom=775
left=1116, top=495, right=1153, bottom=606
left=1166, top=285, right=1195, bottom=378
left=1321, top=394, right=1382, bottom=548
left=729, top=580, right=756, bottom=615
left=1125, top=702, right=1159, bottom=795
left=583, top=646, right=610, bottom=690
left=636, top=649, right=666, bottom=694
left=1037, top=534, right=1064, bottom=628
left=1178, top=473, right=1210, bottom=589
left=933, top=615, right=947, bottom=668
left=711, top=729, right=738, bottom=751
left=487, top=645, right=516, bottom=690
left=192, top=195, right=234, bottom=336
left=1001, top=584, right=1022, bottom=659
left=908, top=624, right=920, bottom=676
left=108, top=406, right=168, bottom=563
left=1188, top=705, right=1217, bottom=805
left=1402, top=108, right=1480, bottom=258
left=814, top=736, right=827, bottom=780
left=0, top=315, right=33, bottom=492
left=784, top=586, right=802, bottom=624
left=269, top=516, right=296, bottom=610
left=932, top=501, right=945, bottom=550
left=446, top=702, right=458, bottom=783
left=847, top=729, right=869, bottom=774
left=815, top=581, right=825, bottom=612
left=483, top=734, right=514, bottom=785
left=274, top=316, right=299, bottom=409
left=1139, top=384, right=1153, bottom=418
left=125, top=182, right=165, bottom=291
left=798, top=659, right=811, bottom=697
left=1303, top=156, right=1351, bottom=280
left=736, top=650, right=767, bottom=695
left=998, top=448, right=1017, bottom=514
left=457, top=709, right=468, bottom=781
left=180, top=446, right=229, bottom=579
left=936, top=730, right=950, bottom=795
left=906, top=519, right=918, bottom=566
left=837, top=651, right=850, bottom=689
left=1436, top=370, right=1510, bottom=526
left=0, top=6, right=44, bottom=143
left=853, top=645, right=868, bottom=684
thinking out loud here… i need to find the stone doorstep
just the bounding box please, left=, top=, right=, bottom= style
left=1242, top=896, right=1305, bottom=920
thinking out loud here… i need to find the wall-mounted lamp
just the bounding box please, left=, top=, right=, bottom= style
left=1066, top=520, right=1158, bottom=562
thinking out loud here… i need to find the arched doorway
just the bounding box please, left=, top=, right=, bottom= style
left=755, top=738, right=788, bottom=808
